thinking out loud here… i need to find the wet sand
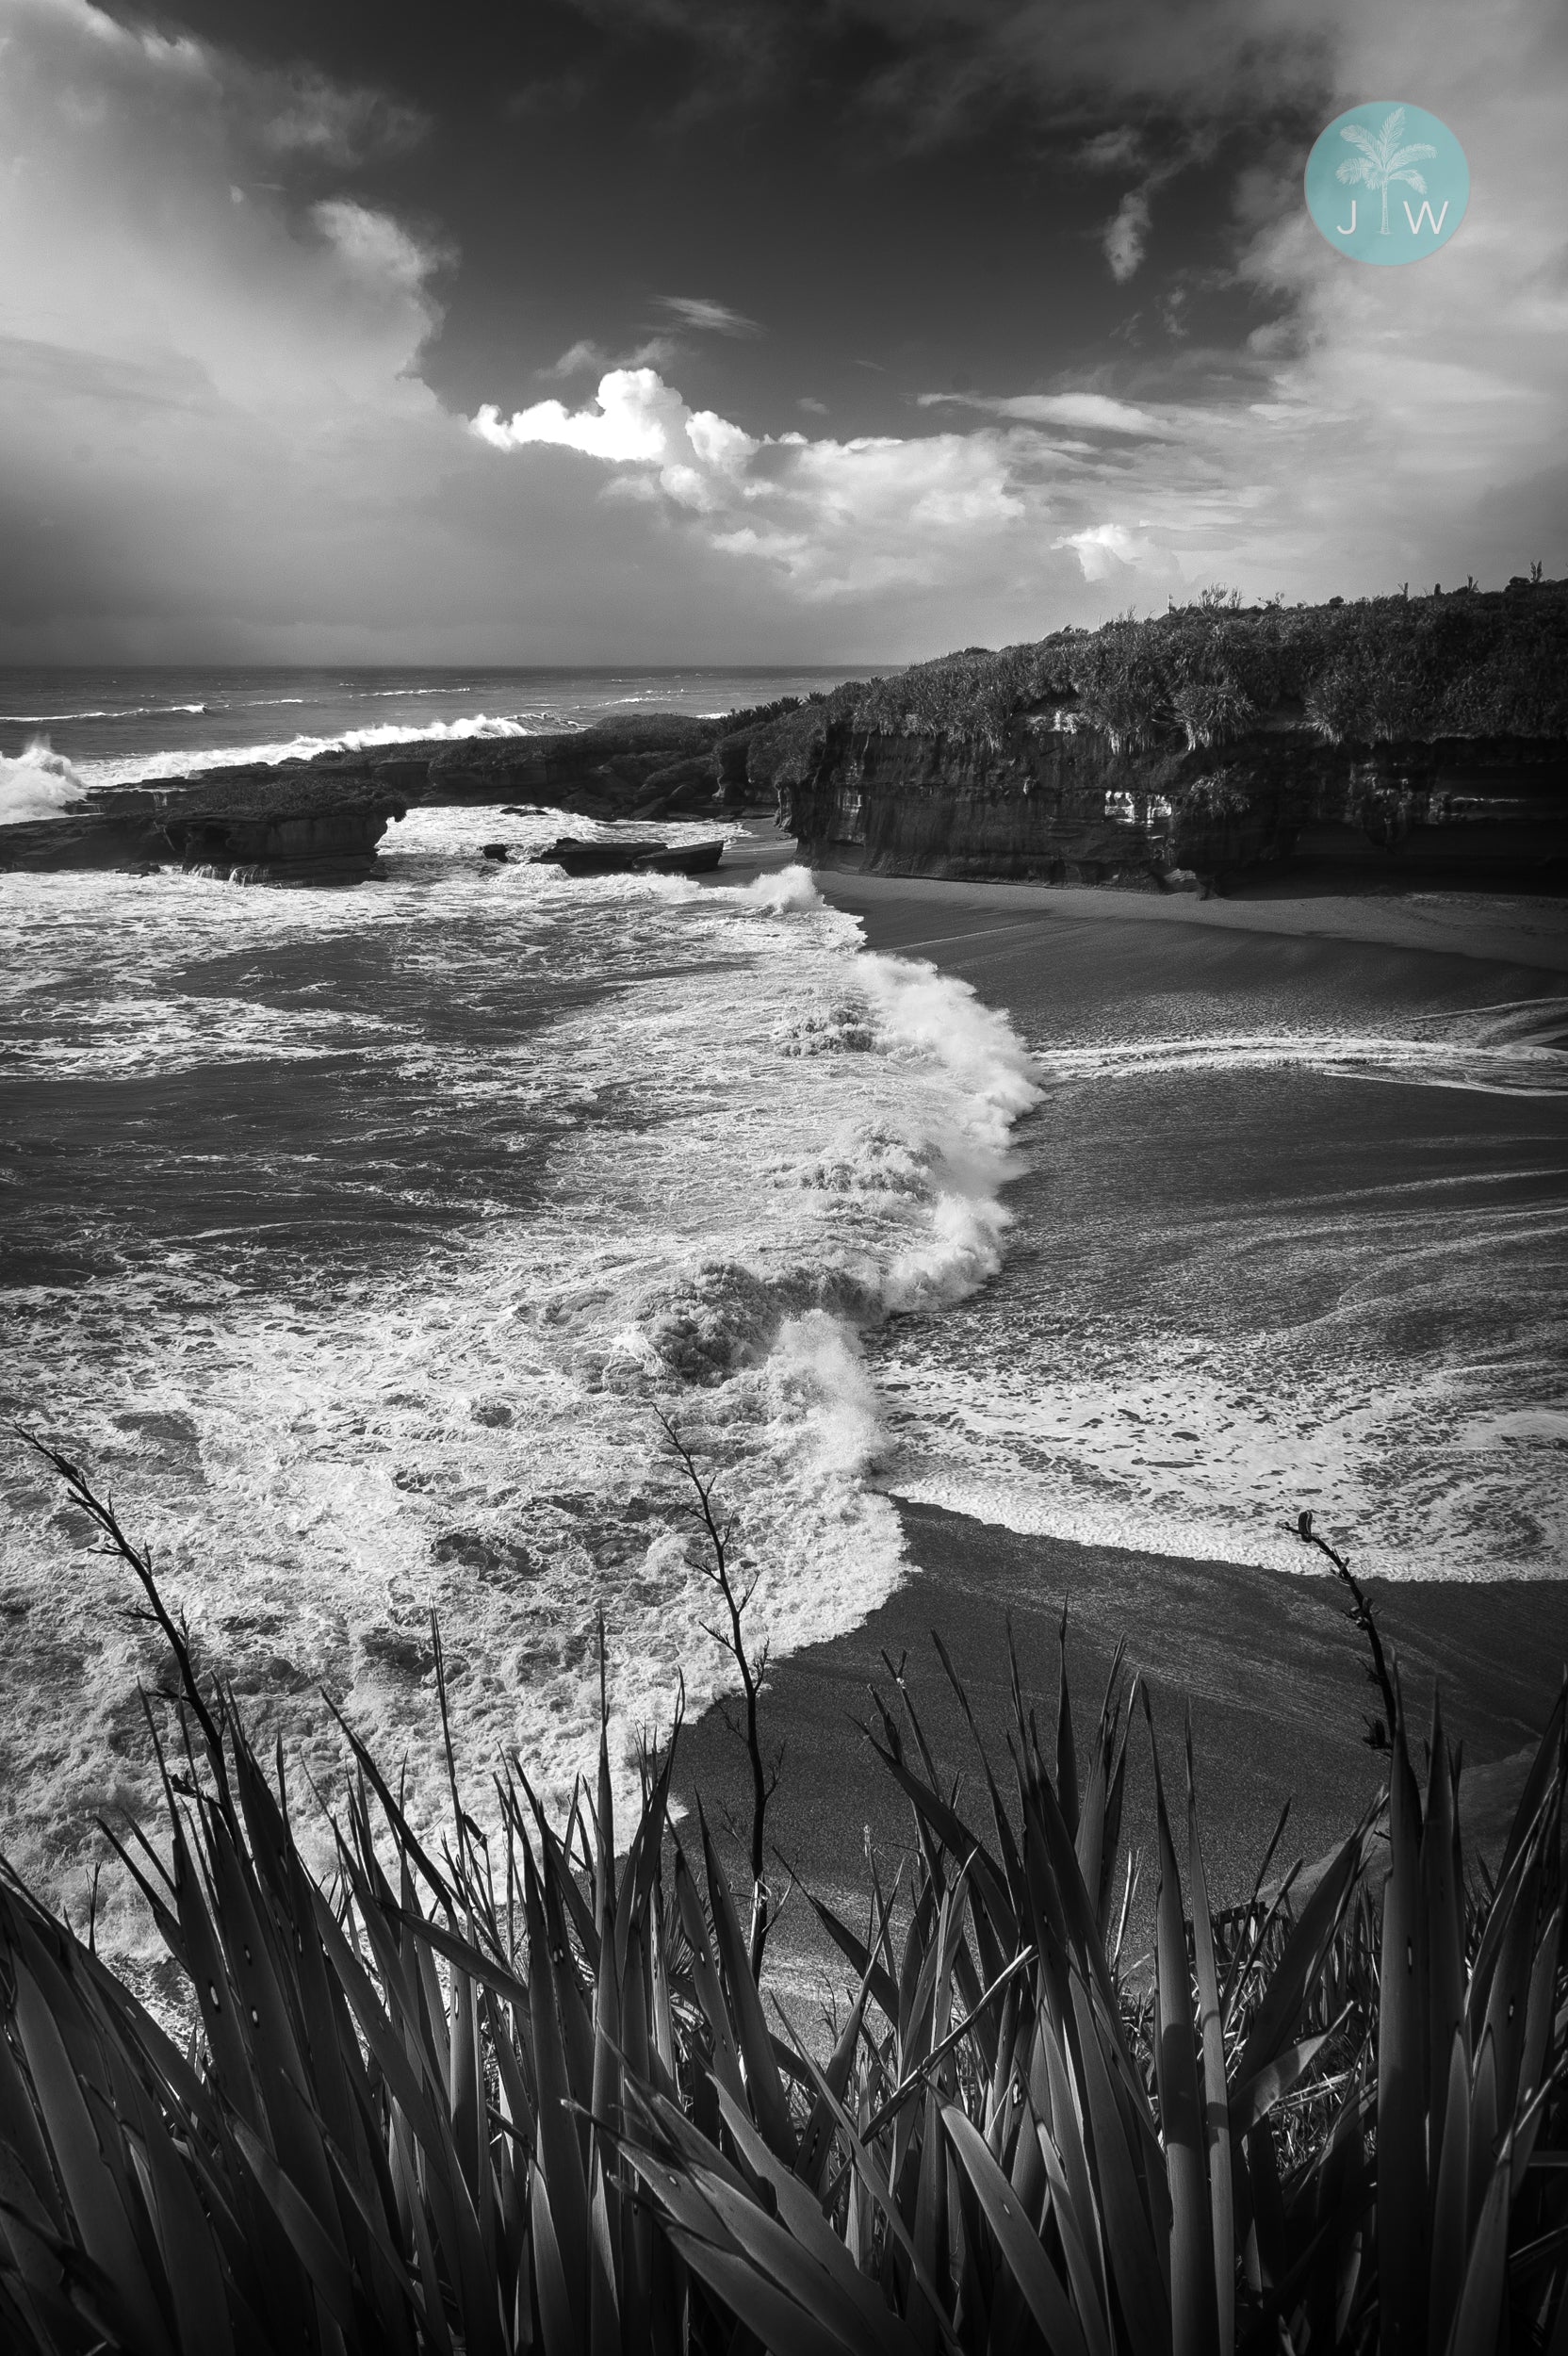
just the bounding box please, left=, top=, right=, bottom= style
left=809, top=865, right=1568, bottom=975
left=677, top=1501, right=1568, bottom=1992
left=682, top=843, right=1568, bottom=1993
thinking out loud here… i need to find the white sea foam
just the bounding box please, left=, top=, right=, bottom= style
left=742, top=862, right=824, bottom=912
left=0, top=736, right=90, bottom=823
left=61, top=712, right=571, bottom=791
left=0, top=813, right=1038, bottom=1955
left=874, top=1000, right=1567, bottom=1583
left=1032, top=1027, right=1568, bottom=1098
left=882, top=1301, right=1568, bottom=1583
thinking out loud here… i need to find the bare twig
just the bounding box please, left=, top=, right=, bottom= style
left=1293, top=1511, right=1397, bottom=1751
left=658, top=1413, right=780, bottom=1981
left=20, top=1427, right=230, bottom=1787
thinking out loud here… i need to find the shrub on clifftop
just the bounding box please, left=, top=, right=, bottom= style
left=812, top=577, right=1568, bottom=757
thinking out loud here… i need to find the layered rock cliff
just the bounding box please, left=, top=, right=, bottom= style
left=785, top=718, right=1568, bottom=890
left=777, top=581, right=1568, bottom=892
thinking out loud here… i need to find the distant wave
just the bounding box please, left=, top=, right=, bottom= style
left=68, top=712, right=581, bottom=791
left=5, top=702, right=213, bottom=724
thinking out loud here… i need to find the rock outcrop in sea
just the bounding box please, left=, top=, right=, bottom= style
left=0, top=776, right=410, bottom=882
left=0, top=712, right=750, bottom=881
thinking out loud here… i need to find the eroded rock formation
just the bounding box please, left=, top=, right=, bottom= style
left=1, top=773, right=406, bottom=881
left=0, top=714, right=741, bottom=880
left=782, top=716, right=1568, bottom=892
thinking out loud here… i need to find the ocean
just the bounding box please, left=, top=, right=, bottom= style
left=0, top=661, right=860, bottom=809
left=2, top=667, right=1565, bottom=1966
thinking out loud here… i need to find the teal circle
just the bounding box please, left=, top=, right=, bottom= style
left=1304, top=103, right=1468, bottom=264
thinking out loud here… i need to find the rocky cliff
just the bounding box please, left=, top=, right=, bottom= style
left=785, top=718, right=1568, bottom=891
left=777, top=581, right=1568, bottom=892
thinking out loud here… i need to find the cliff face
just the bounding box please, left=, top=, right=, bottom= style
left=784, top=716, right=1568, bottom=891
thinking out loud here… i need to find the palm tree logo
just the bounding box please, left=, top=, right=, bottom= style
left=1335, top=106, right=1438, bottom=236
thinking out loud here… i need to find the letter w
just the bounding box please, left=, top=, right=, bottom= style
left=1403, top=199, right=1450, bottom=235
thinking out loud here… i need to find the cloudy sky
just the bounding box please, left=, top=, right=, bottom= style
left=2, top=0, right=1564, bottom=663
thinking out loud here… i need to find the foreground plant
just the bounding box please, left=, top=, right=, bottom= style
left=1, top=1438, right=1565, bottom=2353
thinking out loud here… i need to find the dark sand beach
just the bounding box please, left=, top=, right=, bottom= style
left=679, top=1502, right=1568, bottom=1988
left=684, top=842, right=1568, bottom=1995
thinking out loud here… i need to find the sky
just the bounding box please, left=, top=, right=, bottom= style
left=1, top=0, right=1564, bottom=663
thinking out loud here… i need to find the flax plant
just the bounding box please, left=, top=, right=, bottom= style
left=2, top=1436, right=1566, bottom=2354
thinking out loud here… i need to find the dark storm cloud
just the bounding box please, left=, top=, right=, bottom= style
left=545, top=0, right=1338, bottom=139
left=3, top=0, right=1566, bottom=659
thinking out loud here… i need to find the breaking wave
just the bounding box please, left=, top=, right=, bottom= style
left=0, top=814, right=1038, bottom=1957
left=0, top=736, right=90, bottom=824
left=57, top=713, right=574, bottom=792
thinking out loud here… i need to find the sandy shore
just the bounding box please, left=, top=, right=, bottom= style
left=680, top=840, right=1568, bottom=1996
left=677, top=1504, right=1568, bottom=1993
left=816, top=865, right=1568, bottom=973
left=717, top=828, right=1568, bottom=973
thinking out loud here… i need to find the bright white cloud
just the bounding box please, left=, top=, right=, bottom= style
left=469, top=368, right=1035, bottom=599
left=471, top=371, right=760, bottom=515
left=473, top=369, right=685, bottom=464
left=1053, top=523, right=1178, bottom=582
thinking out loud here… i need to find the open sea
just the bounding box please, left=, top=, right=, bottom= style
left=3, top=667, right=1566, bottom=1963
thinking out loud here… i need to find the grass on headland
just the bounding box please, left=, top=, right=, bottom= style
left=3, top=1433, right=1567, bottom=2354
left=726, top=576, right=1568, bottom=791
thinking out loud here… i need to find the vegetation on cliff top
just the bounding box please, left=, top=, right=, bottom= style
left=735, top=577, right=1568, bottom=774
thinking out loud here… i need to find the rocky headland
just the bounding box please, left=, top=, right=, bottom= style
left=774, top=578, right=1568, bottom=894
left=8, top=583, right=1564, bottom=891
